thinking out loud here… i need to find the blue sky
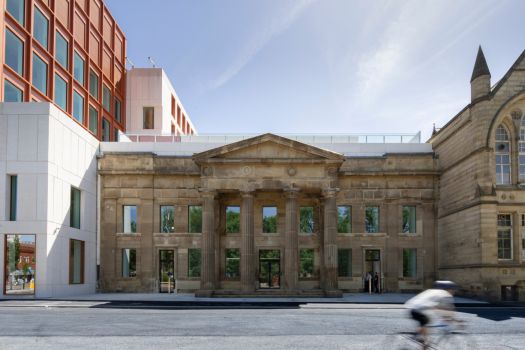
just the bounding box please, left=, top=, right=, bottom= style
left=106, top=0, right=525, bottom=140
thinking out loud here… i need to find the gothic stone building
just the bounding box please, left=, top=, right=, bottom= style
left=98, top=47, right=525, bottom=301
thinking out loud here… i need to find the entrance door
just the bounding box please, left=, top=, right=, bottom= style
left=4, top=235, right=36, bottom=295
left=259, top=250, right=280, bottom=289
left=364, top=249, right=381, bottom=292
left=159, top=250, right=174, bottom=293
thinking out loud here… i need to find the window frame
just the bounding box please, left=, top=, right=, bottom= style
left=102, top=117, right=111, bottom=141
left=121, top=248, right=137, bottom=278
left=299, top=248, right=315, bottom=279
left=73, top=51, right=85, bottom=85
left=187, top=248, right=201, bottom=278
left=338, top=249, right=352, bottom=278
left=337, top=206, right=352, bottom=234
left=402, top=206, right=417, bottom=234
left=299, top=206, right=314, bottom=234
left=69, top=239, right=85, bottom=284
left=6, top=0, right=25, bottom=26
left=188, top=205, right=203, bottom=233
left=72, top=90, right=84, bottom=124
left=70, top=186, right=81, bottom=229
left=495, top=125, right=511, bottom=185
left=160, top=205, right=175, bottom=233
left=4, top=79, right=23, bottom=102
left=8, top=175, right=17, bottom=221
left=497, top=213, right=513, bottom=260
left=225, top=206, right=240, bottom=234
left=89, top=69, right=99, bottom=99
left=225, top=248, right=240, bottom=279
left=32, top=52, right=48, bottom=95
left=143, top=106, right=154, bottom=129
left=123, top=205, right=137, bottom=234
left=88, top=104, right=98, bottom=135
left=54, top=73, right=68, bottom=111
left=365, top=206, right=380, bottom=233
left=55, top=30, right=69, bottom=69
left=5, top=28, right=24, bottom=76
left=262, top=206, right=277, bottom=234
left=402, top=248, right=417, bottom=278
left=33, top=5, right=49, bottom=50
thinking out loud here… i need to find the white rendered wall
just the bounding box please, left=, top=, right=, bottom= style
left=125, top=68, right=196, bottom=136
left=0, top=103, right=99, bottom=298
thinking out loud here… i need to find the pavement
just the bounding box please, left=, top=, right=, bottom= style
left=0, top=292, right=492, bottom=308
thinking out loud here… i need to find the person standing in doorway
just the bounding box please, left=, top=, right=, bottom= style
left=373, top=272, right=380, bottom=293
left=364, top=271, right=372, bottom=293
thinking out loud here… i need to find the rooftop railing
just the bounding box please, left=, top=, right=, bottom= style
left=121, top=132, right=421, bottom=144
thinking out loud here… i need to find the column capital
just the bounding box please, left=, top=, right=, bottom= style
left=284, top=187, right=300, bottom=198
left=240, top=190, right=255, bottom=198
left=322, top=188, right=340, bottom=198
left=198, top=188, right=217, bottom=198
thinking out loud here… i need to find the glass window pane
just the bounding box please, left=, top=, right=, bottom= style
left=89, top=70, right=98, bottom=98
left=88, top=105, right=98, bottom=135
left=122, top=249, right=136, bottom=277
left=54, top=74, right=67, bottom=111
left=262, top=206, right=277, bottom=233
left=300, top=207, right=314, bottom=233
left=123, top=205, right=137, bottom=233
left=7, top=0, right=25, bottom=25
left=73, top=52, right=84, bottom=85
left=403, top=248, right=417, bottom=278
left=299, top=248, right=314, bottom=278
left=365, top=206, right=379, bottom=233
left=226, top=206, right=240, bottom=233
left=160, top=206, right=174, bottom=233
left=402, top=206, right=416, bottom=233
left=225, top=248, right=240, bottom=278
left=32, top=54, right=47, bottom=94
left=5, top=29, right=24, bottom=76
left=33, top=7, right=48, bottom=49
left=5, top=234, right=36, bottom=295
left=115, top=98, right=122, bottom=123
left=72, top=91, right=84, bottom=123
left=338, top=249, right=352, bottom=277
left=4, top=80, right=23, bottom=102
left=188, top=249, right=201, bottom=277
left=337, top=206, right=351, bottom=233
left=102, top=118, right=110, bottom=141
left=103, top=85, right=111, bottom=111
left=69, top=239, right=84, bottom=284
left=70, top=187, right=81, bottom=229
left=188, top=205, right=202, bottom=233
left=143, top=107, right=154, bottom=129
left=9, top=175, right=17, bottom=221
left=55, top=31, right=68, bottom=68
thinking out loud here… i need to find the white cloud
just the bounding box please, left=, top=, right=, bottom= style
left=208, top=0, right=316, bottom=90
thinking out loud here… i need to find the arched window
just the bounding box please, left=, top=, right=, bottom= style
left=519, top=117, right=525, bottom=182
left=495, top=125, right=511, bottom=185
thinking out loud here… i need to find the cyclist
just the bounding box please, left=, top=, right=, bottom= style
left=404, top=280, right=459, bottom=346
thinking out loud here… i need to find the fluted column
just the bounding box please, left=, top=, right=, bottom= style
left=284, top=188, right=299, bottom=290
left=322, top=188, right=339, bottom=291
left=200, top=189, right=217, bottom=290
left=241, top=191, right=255, bottom=291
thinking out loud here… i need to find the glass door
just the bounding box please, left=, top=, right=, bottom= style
left=159, top=250, right=174, bottom=293
left=259, top=250, right=280, bottom=289
left=4, top=235, right=36, bottom=295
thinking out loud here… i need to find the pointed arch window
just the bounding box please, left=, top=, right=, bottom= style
left=519, top=117, right=525, bottom=182
left=495, top=125, right=511, bottom=185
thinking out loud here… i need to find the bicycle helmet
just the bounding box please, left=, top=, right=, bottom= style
left=434, top=280, right=458, bottom=290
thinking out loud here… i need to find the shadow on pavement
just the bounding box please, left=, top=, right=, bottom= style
left=458, top=306, right=525, bottom=321
left=89, top=301, right=303, bottom=310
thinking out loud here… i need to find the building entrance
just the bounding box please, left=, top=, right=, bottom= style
left=259, top=250, right=280, bottom=289
left=159, top=250, right=174, bottom=293
left=364, top=249, right=381, bottom=292
left=4, top=235, right=36, bottom=295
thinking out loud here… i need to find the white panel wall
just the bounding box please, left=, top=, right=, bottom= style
left=0, top=103, right=99, bottom=298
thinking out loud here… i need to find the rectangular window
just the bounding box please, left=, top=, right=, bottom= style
left=299, top=248, right=314, bottom=278
left=365, top=206, right=380, bottom=233
left=72, top=90, right=84, bottom=123
left=122, top=249, right=136, bottom=277
left=402, top=206, right=416, bottom=233
left=8, top=175, right=17, bottom=221
left=55, top=31, right=68, bottom=68
left=102, top=118, right=110, bottom=141
left=54, top=74, right=67, bottom=111
left=337, top=206, right=351, bottom=233
left=300, top=206, right=314, bottom=233
left=7, top=0, right=25, bottom=25
left=73, top=52, right=84, bottom=85
left=188, top=205, right=202, bottom=233
left=143, top=107, right=154, bottom=129
left=522, top=215, right=525, bottom=261
left=225, top=248, right=240, bottom=278
left=69, top=239, right=84, bottom=284
left=33, top=7, right=48, bottom=49
left=160, top=205, right=174, bottom=233
left=4, top=80, right=23, bottom=102
left=89, top=70, right=98, bottom=98
left=32, top=54, right=47, bottom=94
left=188, top=248, right=201, bottom=277
left=123, top=205, right=137, bottom=233
left=497, top=214, right=512, bottom=260
left=225, top=206, right=240, bottom=233
left=114, top=98, right=122, bottom=123
left=338, top=249, right=352, bottom=277
left=5, top=234, right=35, bottom=295
left=88, top=105, right=98, bottom=135
left=262, top=206, right=277, bottom=233
left=70, top=187, right=81, bottom=229
left=114, top=128, right=119, bottom=142
left=102, top=84, right=111, bottom=111
left=5, top=29, right=24, bottom=76
left=403, top=248, right=417, bottom=278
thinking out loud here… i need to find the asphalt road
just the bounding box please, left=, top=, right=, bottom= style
left=0, top=305, right=523, bottom=349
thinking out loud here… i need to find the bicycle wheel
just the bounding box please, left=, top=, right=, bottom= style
left=429, top=333, right=477, bottom=350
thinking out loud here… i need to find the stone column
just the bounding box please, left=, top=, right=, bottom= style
left=241, top=191, right=255, bottom=291
left=322, top=188, right=339, bottom=293
left=200, top=189, right=217, bottom=291
left=284, top=188, right=299, bottom=290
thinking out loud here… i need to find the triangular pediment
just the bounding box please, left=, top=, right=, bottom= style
left=193, top=133, right=344, bottom=163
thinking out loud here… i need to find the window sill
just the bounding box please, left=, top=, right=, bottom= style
left=349, top=232, right=388, bottom=237
left=117, top=232, right=141, bottom=237
left=154, top=232, right=201, bottom=236
left=398, top=232, right=422, bottom=237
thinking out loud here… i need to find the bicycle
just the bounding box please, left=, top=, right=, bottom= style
left=384, top=319, right=477, bottom=349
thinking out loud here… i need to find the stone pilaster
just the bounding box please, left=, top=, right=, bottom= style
left=322, top=188, right=339, bottom=292
left=200, top=189, right=217, bottom=291
left=284, top=188, right=299, bottom=290
left=241, top=191, right=255, bottom=291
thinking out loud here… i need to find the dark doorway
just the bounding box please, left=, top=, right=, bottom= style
left=259, top=250, right=280, bottom=289
left=501, top=285, right=518, bottom=301
left=159, top=250, right=174, bottom=293
left=364, top=249, right=381, bottom=292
